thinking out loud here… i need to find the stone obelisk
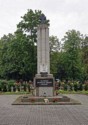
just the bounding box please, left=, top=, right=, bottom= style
left=34, top=14, right=54, bottom=97
left=37, top=24, right=50, bottom=74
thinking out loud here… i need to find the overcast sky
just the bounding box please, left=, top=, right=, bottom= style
left=0, top=0, right=88, bottom=40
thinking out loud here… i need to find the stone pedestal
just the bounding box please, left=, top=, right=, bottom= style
left=34, top=74, right=55, bottom=96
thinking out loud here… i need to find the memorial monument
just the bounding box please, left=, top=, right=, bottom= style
left=12, top=15, right=81, bottom=105
left=34, top=14, right=55, bottom=96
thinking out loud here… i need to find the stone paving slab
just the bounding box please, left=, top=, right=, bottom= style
left=0, top=94, right=88, bottom=125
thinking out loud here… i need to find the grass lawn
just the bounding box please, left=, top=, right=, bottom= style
left=57, top=90, right=88, bottom=94
left=0, top=90, right=88, bottom=95
left=0, top=91, right=31, bottom=95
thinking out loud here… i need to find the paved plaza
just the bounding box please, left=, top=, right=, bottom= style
left=0, top=94, right=88, bottom=125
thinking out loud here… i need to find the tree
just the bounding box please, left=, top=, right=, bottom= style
left=0, top=34, right=15, bottom=78
left=0, top=9, right=49, bottom=80
left=49, top=36, right=60, bottom=52
left=49, top=36, right=61, bottom=76
left=0, top=29, right=37, bottom=80
left=15, top=9, right=49, bottom=79
left=81, top=36, right=88, bottom=80
left=17, top=9, right=49, bottom=43
left=56, top=51, right=67, bottom=80
left=62, top=30, right=83, bottom=81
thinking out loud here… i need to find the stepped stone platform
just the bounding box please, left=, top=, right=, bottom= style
left=12, top=94, right=81, bottom=105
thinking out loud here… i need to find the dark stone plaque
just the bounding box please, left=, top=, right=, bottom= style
left=36, top=78, right=53, bottom=87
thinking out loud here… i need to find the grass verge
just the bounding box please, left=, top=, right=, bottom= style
left=0, top=91, right=31, bottom=95
left=57, top=90, right=88, bottom=94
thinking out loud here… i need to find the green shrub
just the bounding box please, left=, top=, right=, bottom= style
left=83, top=84, right=88, bottom=91
left=78, top=83, right=83, bottom=91
left=7, top=80, right=15, bottom=86
left=7, top=80, right=15, bottom=92
left=74, top=82, right=78, bottom=91
left=0, top=80, right=8, bottom=92
left=69, top=83, right=74, bottom=91
left=63, top=84, right=68, bottom=91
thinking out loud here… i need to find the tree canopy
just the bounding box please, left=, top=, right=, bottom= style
left=0, top=9, right=49, bottom=80
left=0, top=9, right=87, bottom=82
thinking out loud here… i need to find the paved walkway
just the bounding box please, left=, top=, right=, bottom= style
left=0, top=94, right=88, bottom=125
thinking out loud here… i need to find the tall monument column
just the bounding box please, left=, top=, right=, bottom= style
left=34, top=14, right=54, bottom=97
left=37, top=24, right=50, bottom=74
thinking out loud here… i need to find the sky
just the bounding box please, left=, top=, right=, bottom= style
left=0, top=0, right=88, bottom=40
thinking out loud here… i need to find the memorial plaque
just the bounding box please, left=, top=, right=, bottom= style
left=36, top=78, right=53, bottom=87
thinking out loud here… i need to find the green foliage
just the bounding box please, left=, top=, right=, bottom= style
left=55, top=80, right=84, bottom=92
left=0, top=9, right=49, bottom=80
left=49, top=36, right=60, bottom=52
left=7, top=80, right=15, bottom=86
left=81, top=36, right=88, bottom=80
left=74, top=82, right=78, bottom=91
left=17, top=9, right=49, bottom=43
left=50, top=51, right=59, bottom=75
left=56, top=52, right=67, bottom=80
left=62, top=30, right=83, bottom=80
left=83, top=83, right=88, bottom=91
left=49, top=36, right=61, bottom=77
left=0, top=9, right=87, bottom=83
left=0, top=80, right=8, bottom=92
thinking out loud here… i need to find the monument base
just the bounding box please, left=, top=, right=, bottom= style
left=34, top=74, right=55, bottom=97
left=12, top=95, right=81, bottom=105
